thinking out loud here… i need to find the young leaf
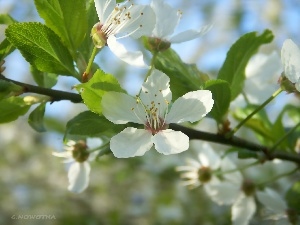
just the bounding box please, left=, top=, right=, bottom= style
left=0, top=97, right=31, bottom=123
left=218, top=30, right=274, bottom=100
left=65, top=111, right=122, bottom=140
left=75, top=69, right=125, bottom=115
left=34, top=0, right=87, bottom=56
left=154, top=48, right=209, bottom=99
left=0, top=38, right=15, bottom=61
left=205, top=79, right=231, bottom=123
left=28, top=102, right=46, bottom=132
left=0, top=14, right=17, bottom=25
left=0, top=80, right=23, bottom=99
left=5, top=22, right=77, bottom=77
left=30, top=66, right=57, bottom=88
left=77, top=0, right=99, bottom=65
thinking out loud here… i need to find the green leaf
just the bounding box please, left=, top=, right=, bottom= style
left=28, top=102, right=46, bottom=132
left=65, top=111, right=122, bottom=140
left=0, top=38, right=15, bottom=61
left=205, top=79, right=231, bottom=122
left=217, top=30, right=274, bottom=100
left=0, top=97, right=31, bottom=123
left=30, top=66, right=57, bottom=88
left=286, top=181, right=300, bottom=213
left=75, top=69, right=125, bottom=115
left=154, top=48, right=209, bottom=100
left=34, top=0, right=87, bottom=55
left=5, top=22, right=77, bottom=77
left=77, top=0, right=99, bottom=66
left=233, top=105, right=274, bottom=145
left=0, top=79, right=23, bottom=99
left=0, top=14, right=17, bottom=25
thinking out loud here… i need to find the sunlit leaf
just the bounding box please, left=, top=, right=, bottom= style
left=5, top=22, right=77, bottom=77
left=218, top=30, right=274, bottom=100
left=0, top=97, right=31, bottom=123
left=75, top=69, right=125, bottom=115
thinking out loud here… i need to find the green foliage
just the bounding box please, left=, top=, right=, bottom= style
left=0, top=14, right=16, bottom=61
left=233, top=105, right=274, bottom=145
left=34, top=0, right=87, bottom=57
left=205, top=79, right=231, bottom=123
left=31, top=66, right=58, bottom=88
left=0, top=80, right=23, bottom=99
left=75, top=70, right=125, bottom=115
left=5, top=22, right=77, bottom=77
left=218, top=30, right=274, bottom=100
left=77, top=0, right=99, bottom=66
left=286, top=181, right=300, bottom=213
left=64, top=111, right=123, bottom=140
left=0, top=38, right=15, bottom=61
left=0, top=14, right=16, bottom=25
left=0, top=97, right=31, bottom=123
left=154, top=48, right=209, bottom=100
left=28, top=102, right=46, bottom=132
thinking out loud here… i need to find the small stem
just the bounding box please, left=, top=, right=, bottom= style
left=257, top=167, right=299, bottom=186
left=269, top=121, right=300, bottom=152
left=228, top=88, right=283, bottom=138
left=82, top=47, right=99, bottom=82
left=144, top=52, right=158, bottom=81
left=215, top=161, right=259, bottom=176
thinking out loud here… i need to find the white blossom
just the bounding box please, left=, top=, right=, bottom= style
left=281, top=39, right=300, bottom=92
left=92, top=0, right=155, bottom=67
left=150, top=0, right=210, bottom=44
left=101, top=69, right=214, bottom=158
left=52, top=140, right=97, bottom=193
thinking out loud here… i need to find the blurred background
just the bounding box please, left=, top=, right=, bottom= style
left=0, top=0, right=300, bottom=224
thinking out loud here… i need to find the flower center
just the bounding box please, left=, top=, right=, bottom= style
left=91, top=1, right=145, bottom=48
left=72, top=141, right=90, bottom=163
left=131, top=90, right=170, bottom=135
left=241, top=180, right=256, bottom=196
left=198, top=166, right=212, bottom=183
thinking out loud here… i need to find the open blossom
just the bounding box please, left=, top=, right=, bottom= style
left=281, top=39, right=300, bottom=92
left=147, top=0, right=210, bottom=51
left=53, top=140, right=93, bottom=193
left=92, top=0, right=155, bottom=67
left=175, top=142, right=222, bottom=189
left=101, top=69, right=214, bottom=158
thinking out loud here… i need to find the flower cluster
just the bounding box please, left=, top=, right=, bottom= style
left=176, top=142, right=297, bottom=225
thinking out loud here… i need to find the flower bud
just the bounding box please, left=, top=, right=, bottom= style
left=279, top=73, right=298, bottom=93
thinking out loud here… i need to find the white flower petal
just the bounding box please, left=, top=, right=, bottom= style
left=102, top=91, right=145, bottom=124
left=281, top=39, right=300, bottom=83
left=107, top=36, right=148, bottom=68
left=256, top=188, right=287, bottom=213
left=166, top=90, right=214, bottom=123
left=110, top=127, right=153, bottom=158
left=206, top=179, right=241, bottom=205
left=198, top=143, right=220, bottom=169
left=52, top=151, right=72, bottom=158
left=232, top=194, right=256, bottom=225
left=68, top=162, right=90, bottom=193
left=140, top=70, right=172, bottom=115
left=150, top=0, right=179, bottom=38
left=169, top=25, right=211, bottom=43
left=118, top=5, right=155, bottom=39
left=153, top=129, right=189, bottom=155
left=94, top=0, right=115, bottom=22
